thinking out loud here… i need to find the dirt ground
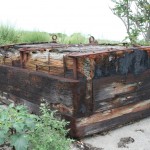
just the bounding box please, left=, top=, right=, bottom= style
left=72, top=117, right=150, bottom=150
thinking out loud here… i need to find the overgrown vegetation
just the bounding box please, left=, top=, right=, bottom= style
left=0, top=23, right=149, bottom=46
left=0, top=24, right=119, bottom=45
left=20, top=31, right=50, bottom=43
left=0, top=103, right=72, bottom=150
left=29, top=103, right=72, bottom=150
left=49, top=33, right=87, bottom=44
left=0, top=24, right=51, bottom=45
left=0, top=24, right=20, bottom=45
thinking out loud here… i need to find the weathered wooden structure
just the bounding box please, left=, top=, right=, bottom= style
left=0, top=40, right=150, bottom=138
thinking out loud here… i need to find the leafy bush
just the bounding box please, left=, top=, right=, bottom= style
left=0, top=104, right=37, bottom=150
left=0, top=103, right=72, bottom=150
left=29, top=103, right=73, bottom=150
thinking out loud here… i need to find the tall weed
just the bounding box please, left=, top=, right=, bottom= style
left=20, top=31, right=50, bottom=43
left=0, top=24, right=20, bottom=45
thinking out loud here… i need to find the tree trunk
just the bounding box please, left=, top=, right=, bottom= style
left=126, top=0, right=134, bottom=43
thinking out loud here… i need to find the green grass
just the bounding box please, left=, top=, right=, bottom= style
left=0, top=24, right=20, bottom=45
left=64, top=33, right=88, bottom=44
left=20, top=31, right=50, bottom=43
left=137, top=40, right=150, bottom=46
left=0, top=24, right=149, bottom=46
left=0, top=24, right=50, bottom=45
left=0, top=24, right=120, bottom=45
left=49, top=32, right=88, bottom=44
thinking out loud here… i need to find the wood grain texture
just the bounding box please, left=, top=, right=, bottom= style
left=0, top=65, right=80, bottom=116
left=70, top=99, right=150, bottom=138
left=1, top=45, right=150, bottom=138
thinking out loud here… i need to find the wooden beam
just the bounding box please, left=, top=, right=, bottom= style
left=63, top=56, right=67, bottom=77
left=69, top=99, right=150, bottom=138
left=73, top=58, right=78, bottom=79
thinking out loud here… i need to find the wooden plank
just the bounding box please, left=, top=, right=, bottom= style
left=93, top=70, right=150, bottom=111
left=63, top=56, right=66, bottom=77
left=0, top=65, right=79, bottom=116
left=70, top=99, right=150, bottom=138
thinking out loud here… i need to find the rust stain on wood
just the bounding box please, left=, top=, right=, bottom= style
left=0, top=42, right=150, bottom=138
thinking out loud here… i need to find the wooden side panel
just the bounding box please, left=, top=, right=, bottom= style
left=25, top=52, right=65, bottom=75
left=0, top=53, right=20, bottom=66
left=93, top=70, right=150, bottom=112
left=71, top=100, right=150, bottom=138
left=0, top=65, right=80, bottom=115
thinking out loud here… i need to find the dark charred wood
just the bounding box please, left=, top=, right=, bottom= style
left=74, top=108, right=150, bottom=138
left=1, top=44, right=150, bottom=138
left=71, top=100, right=150, bottom=138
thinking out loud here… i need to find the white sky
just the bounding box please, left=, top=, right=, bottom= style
left=0, top=0, right=127, bottom=41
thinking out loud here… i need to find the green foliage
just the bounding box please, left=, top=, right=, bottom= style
left=20, top=31, right=50, bottom=43
left=0, top=103, right=72, bottom=150
left=50, top=32, right=88, bottom=44
left=0, top=24, right=124, bottom=45
left=124, top=28, right=141, bottom=44
left=0, top=24, right=50, bottom=45
left=137, top=40, right=150, bottom=46
left=29, top=102, right=73, bottom=150
left=0, top=24, right=20, bottom=45
left=0, top=103, right=37, bottom=150
left=97, top=39, right=120, bottom=44
left=67, top=33, right=88, bottom=44
left=52, top=32, right=117, bottom=44
left=111, top=0, right=150, bottom=43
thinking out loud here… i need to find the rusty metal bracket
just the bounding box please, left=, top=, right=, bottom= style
left=89, top=36, right=98, bottom=44
left=89, top=36, right=95, bottom=44
left=51, top=35, right=58, bottom=43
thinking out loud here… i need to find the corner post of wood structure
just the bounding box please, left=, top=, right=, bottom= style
left=23, top=52, right=27, bottom=68
left=36, top=64, right=39, bottom=71
left=48, top=52, right=50, bottom=65
left=63, top=55, right=66, bottom=77
left=20, top=49, right=28, bottom=68
left=73, top=57, right=78, bottom=79
left=20, top=51, right=24, bottom=68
